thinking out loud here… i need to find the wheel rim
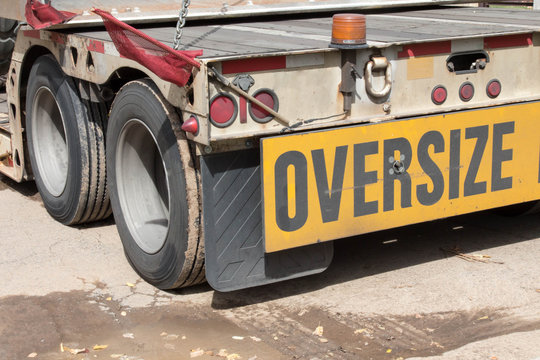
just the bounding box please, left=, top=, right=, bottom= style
left=31, top=86, right=68, bottom=197
left=116, top=119, right=170, bottom=254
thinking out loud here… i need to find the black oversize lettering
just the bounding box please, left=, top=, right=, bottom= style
left=383, top=138, right=412, bottom=212
left=417, top=131, right=445, bottom=206
left=464, top=125, right=488, bottom=197
left=312, top=146, right=348, bottom=223
left=449, top=129, right=461, bottom=200
left=274, top=151, right=308, bottom=232
left=491, top=121, right=514, bottom=192
left=354, top=141, right=378, bottom=217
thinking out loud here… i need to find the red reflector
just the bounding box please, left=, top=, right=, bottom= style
left=432, top=86, right=447, bottom=105
left=181, top=115, right=199, bottom=135
left=209, top=93, right=237, bottom=127
left=249, top=89, right=279, bottom=123
left=487, top=79, right=501, bottom=98
left=459, top=82, right=474, bottom=102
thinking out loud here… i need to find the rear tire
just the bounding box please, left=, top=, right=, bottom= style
left=107, top=80, right=204, bottom=289
left=26, top=55, right=110, bottom=224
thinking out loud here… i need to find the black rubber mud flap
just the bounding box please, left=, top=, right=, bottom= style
left=201, top=149, right=333, bottom=292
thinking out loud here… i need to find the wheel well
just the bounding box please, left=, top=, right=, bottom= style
left=104, top=67, right=148, bottom=94
left=19, top=46, right=52, bottom=129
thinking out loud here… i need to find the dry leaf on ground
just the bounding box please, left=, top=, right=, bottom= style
left=93, top=344, right=108, bottom=350
left=312, top=325, right=324, bottom=337
left=217, top=349, right=229, bottom=357
left=27, top=353, right=37, bottom=358
left=190, top=348, right=205, bottom=358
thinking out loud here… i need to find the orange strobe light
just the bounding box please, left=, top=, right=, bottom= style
left=330, top=13, right=367, bottom=48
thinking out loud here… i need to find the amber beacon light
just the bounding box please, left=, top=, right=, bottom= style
left=330, top=13, right=367, bottom=49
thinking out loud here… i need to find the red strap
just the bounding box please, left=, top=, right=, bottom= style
left=25, top=0, right=77, bottom=30
left=93, top=9, right=202, bottom=87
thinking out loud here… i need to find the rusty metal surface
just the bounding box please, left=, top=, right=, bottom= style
left=2, top=0, right=488, bottom=26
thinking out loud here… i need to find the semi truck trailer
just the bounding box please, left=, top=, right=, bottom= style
left=0, top=0, right=539, bottom=291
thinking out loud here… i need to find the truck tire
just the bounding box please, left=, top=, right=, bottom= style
left=26, top=55, right=110, bottom=225
left=107, top=80, right=204, bottom=289
left=0, top=18, right=18, bottom=78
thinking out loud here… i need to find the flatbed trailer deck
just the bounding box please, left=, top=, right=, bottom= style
left=72, top=7, right=540, bottom=58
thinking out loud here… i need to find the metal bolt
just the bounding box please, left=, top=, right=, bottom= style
left=392, top=160, right=405, bottom=175
left=383, top=103, right=391, bottom=113
left=204, top=145, right=213, bottom=154
left=245, top=140, right=253, bottom=148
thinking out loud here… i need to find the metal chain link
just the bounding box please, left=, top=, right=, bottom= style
left=173, top=0, right=190, bottom=50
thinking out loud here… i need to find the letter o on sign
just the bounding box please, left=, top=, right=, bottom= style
left=274, top=151, right=308, bottom=232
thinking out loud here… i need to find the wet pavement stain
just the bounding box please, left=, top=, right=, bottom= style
left=280, top=308, right=540, bottom=359
left=0, top=290, right=282, bottom=360
left=0, top=288, right=539, bottom=359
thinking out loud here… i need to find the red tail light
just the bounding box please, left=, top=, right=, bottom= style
left=249, top=89, right=279, bottom=123
left=209, top=93, right=237, bottom=127
left=459, top=82, right=474, bottom=102
left=487, top=79, right=501, bottom=98
left=432, top=85, right=447, bottom=105
left=181, top=115, right=199, bottom=135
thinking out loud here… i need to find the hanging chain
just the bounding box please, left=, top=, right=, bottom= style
left=173, top=0, right=190, bottom=50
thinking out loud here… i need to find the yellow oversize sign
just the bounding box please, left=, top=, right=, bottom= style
left=262, top=103, right=540, bottom=252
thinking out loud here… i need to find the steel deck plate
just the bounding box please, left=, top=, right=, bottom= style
left=70, top=7, right=540, bottom=60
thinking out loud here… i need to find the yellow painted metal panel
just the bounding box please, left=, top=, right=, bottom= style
left=407, top=57, right=434, bottom=80
left=262, top=102, right=540, bottom=252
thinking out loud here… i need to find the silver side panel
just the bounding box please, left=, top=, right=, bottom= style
left=3, top=0, right=486, bottom=26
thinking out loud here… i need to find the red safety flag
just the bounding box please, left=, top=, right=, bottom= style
left=25, top=0, right=77, bottom=29
left=93, top=9, right=202, bottom=87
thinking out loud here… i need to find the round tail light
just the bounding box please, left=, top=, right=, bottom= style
left=487, top=79, right=501, bottom=98
left=432, top=85, right=447, bottom=105
left=459, top=82, right=474, bottom=102
left=209, top=93, right=237, bottom=128
left=249, top=89, right=279, bottom=123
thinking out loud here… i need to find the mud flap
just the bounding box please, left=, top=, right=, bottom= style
left=201, top=149, right=333, bottom=292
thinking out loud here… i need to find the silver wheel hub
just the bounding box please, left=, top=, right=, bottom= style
left=116, top=119, right=170, bottom=254
left=31, top=87, right=68, bottom=197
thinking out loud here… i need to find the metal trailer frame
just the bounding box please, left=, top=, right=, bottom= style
left=1, top=5, right=540, bottom=290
